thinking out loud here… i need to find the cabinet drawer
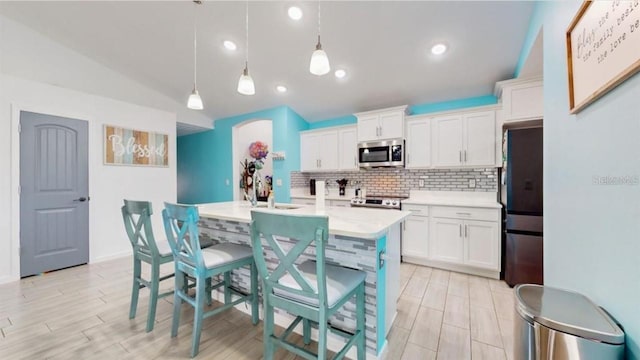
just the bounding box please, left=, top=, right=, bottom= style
left=430, top=206, right=499, bottom=222
left=402, top=204, right=429, bottom=216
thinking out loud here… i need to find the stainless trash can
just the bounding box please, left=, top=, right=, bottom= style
left=514, top=284, right=625, bottom=360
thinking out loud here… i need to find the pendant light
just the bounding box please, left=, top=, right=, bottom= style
left=309, top=0, right=330, bottom=76
left=187, top=0, right=203, bottom=110
left=237, top=1, right=255, bottom=95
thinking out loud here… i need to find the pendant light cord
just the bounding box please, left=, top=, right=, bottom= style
left=245, top=0, right=249, bottom=68
left=193, top=3, right=197, bottom=89
left=318, top=0, right=321, bottom=38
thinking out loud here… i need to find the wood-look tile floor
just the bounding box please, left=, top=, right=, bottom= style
left=0, top=258, right=516, bottom=359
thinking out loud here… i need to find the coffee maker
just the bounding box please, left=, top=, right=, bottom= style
left=309, top=179, right=316, bottom=195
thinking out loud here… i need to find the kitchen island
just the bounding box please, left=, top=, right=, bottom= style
left=196, top=201, right=410, bottom=359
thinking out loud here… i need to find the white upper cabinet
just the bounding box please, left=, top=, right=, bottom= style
left=355, top=105, right=407, bottom=142
left=338, top=126, right=358, bottom=171
left=301, top=126, right=355, bottom=172
left=432, top=115, right=464, bottom=167
left=432, top=110, right=495, bottom=168
left=300, top=130, right=338, bottom=172
left=463, top=111, right=496, bottom=166
left=495, top=77, right=543, bottom=122
left=405, top=117, right=431, bottom=168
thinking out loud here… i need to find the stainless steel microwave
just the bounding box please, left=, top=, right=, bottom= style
left=358, top=139, right=404, bottom=168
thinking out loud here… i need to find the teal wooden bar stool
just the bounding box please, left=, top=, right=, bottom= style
left=121, top=199, right=176, bottom=332
left=250, top=211, right=367, bottom=360
left=162, top=202, right=259, bottom=358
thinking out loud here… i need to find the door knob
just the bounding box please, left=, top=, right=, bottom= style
left=74, top=197, right=88, bottom=202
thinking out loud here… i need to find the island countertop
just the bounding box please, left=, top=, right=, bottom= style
left=196, top=201, right=410, bottom=240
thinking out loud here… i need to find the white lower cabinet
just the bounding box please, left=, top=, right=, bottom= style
left=401, top=204, right=429, bottom=261
left=428, top=206, right=501, bottom=276
left=464, top=219, right=499, bottom=270
left=429, top=217, right=464, bottom=263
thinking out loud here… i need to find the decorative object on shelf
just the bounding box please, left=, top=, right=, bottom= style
left=104, top=125, right=168, bottom=167
left=187, top=0, right=203, bottom=110
left=309, top=0, right=330, bottom=75
left=237, top=0, right=255, bottom=95
left=566, top=0, right=640, bottom=114
left=336, top=178, right=349, bottom=196
left=271, top=151, right=286, bottom=160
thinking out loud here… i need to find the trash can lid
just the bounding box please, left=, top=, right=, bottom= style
left=515, top=284, right=624, bottom=345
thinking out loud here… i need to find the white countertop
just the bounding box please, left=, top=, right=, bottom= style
left=290, top=187, right=355, bottom=201
left=196, top=201, right=410, bottom=240
left=403, top=190, right=502, bottom=209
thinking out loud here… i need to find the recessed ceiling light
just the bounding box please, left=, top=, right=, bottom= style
left=276, top=85, right=288, bottom=93
left=334, top=69, right=347, bottom=79
left=288, top=6, right=303, bottom=21
left=223, top=40, right=237, bottom=51
left=431, top=43, right=447, bottom=55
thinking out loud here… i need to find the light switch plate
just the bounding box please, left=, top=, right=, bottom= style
left=469, top=179, right=476, bottom=188
left=419, top=179, right=425, bottom=187
left=276, top=179, right=283, bottom=186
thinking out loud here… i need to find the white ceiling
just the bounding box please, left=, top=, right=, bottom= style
left=0, top=1, right=535, bottom=123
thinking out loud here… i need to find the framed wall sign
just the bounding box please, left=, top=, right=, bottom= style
left=566, top=0, right=640, bottom=114
left=104, top=125, right=169, bottom=167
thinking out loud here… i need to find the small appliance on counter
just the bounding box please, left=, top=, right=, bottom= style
left=309, top=179, right=316, bottom=195
left=336, top=178, right=349, bottom=196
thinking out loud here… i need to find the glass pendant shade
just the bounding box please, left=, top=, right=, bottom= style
left=187, top=88, right=203, bottom=110
left=237, top=66, right=255, bottom=95
left=309, top=38, right=330, bottom=76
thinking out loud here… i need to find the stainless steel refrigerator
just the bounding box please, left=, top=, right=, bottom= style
left=502, top=127, right=543, bottom=287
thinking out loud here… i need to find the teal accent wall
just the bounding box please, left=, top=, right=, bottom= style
left=537, top=2, right=640, bottom=359
left=514, top=2, right=544, bottom=78
left=308, top=115, right=357, bottom=130
left=376, top=234, right=387, bottom=356
left=409, top=95, right=498, bottom=115
left=177, top=106, right=309, bottom=204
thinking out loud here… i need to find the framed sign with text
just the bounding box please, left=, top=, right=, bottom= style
left=104, top=125, right=169, bottom=167
left=566, top=0, right=640, bottom=113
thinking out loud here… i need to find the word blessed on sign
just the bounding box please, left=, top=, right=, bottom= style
left=104, top=125, right=168, bottom=167
left=567, top=0, right=640, bottom=113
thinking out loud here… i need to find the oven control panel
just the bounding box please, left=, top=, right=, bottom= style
left=350, top=197, right=402, bottom=209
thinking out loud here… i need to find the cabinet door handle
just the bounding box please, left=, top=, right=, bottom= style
left=379, top=126, right=383, bottom=137
left=407, top=153, right=410, bottom=164
left=464, top=224, right=468, bottom=238
left=464, top=150, right=467, bottom=162
left=319, top=159, right=322, bottom=168
left=459, top=224, right=462, bottom=237
left=456, top=212, right=471, bottom=216
left=459, top=150, right=462, bottom=163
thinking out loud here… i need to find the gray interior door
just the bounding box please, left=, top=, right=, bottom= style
left=20, top=111, right=89, bottom=277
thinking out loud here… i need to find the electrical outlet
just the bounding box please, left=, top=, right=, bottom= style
left=469, top=179, right=476, bottom=188
left=419, top=179, right=425, bottom=187
left=276, top=179, right=283, bottom=186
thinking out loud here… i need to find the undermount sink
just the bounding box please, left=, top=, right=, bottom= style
left=252, top=202, right=301, bottom=210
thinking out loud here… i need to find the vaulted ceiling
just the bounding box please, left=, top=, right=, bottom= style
left=0, top=1, right=535, bottom=123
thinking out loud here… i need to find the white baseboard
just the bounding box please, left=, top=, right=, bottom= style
left=402, top=256, right=500, bottom=279
left=210, top=291, right=382, bottom=360
left=90, top=250, right=131, bottom=264
left=0, top=275, right=19, bottom=285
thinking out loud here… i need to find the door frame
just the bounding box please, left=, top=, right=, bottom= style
left=9, top=102, right=93, bottom=282
left=231, top=118, right=272, bottom=202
